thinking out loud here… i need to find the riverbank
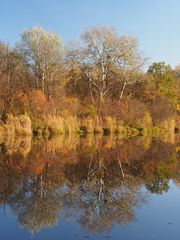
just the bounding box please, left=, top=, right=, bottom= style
left=0, top=113, right=179, bottom=142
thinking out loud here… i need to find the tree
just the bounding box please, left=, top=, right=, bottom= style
left=67, top=25, right=145, bottom=108
left=150, top=96, right=176, bottom=125
left=147, top=62, right=176, bottom=101
left=0, top=42, right=28, bottom=120
left=174, top=65, right=180, bottom=111
left=16, top=26, right=64, bottom=98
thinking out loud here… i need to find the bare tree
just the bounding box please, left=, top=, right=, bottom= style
left=15, top=26, right=64, bottom=98
left=67, top=25, right=145, bottom=108
left=0, top=42, right=28, bottom=120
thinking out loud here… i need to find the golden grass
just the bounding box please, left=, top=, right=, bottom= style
left=33, top=115, right=143, bottom=137
left=4, top=113, right=32, bottom=135
left=0, top=112, right=176, bottom=139
left=41, top=115, right=81, bottom=135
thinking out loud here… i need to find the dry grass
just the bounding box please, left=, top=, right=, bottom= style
left=0, top=125, right=5, bottom=143
left=2, top=113, right=32, bottom=137
left=35, top=115, right=82, bottom=136
left=1, top=113, right=175, bottom=139
left=33, top=115, right=142, bottom=137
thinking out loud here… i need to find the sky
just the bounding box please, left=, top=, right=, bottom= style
left=0, top=0, right=180, bottom=68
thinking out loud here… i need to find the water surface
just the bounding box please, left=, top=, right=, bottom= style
left=0, top=133, right=179, bottom=239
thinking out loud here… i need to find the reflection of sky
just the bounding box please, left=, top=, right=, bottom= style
left=0, top=181, right=180, bottom=239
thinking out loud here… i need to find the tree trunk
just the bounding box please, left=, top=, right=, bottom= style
left=118, top=81, right=127, bottom=106
left=42, top=71, right=45, bottom=94
left=88, top=79, right=95, bottom=104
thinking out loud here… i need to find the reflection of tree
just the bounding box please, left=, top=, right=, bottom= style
left=62, top=150, right=146, bottom=233
left=6, top=142, right=72, bottom=233
left=8, top=173, right=63, bottom=233
left=0, top=134, right=178, bottom=234
left=63, top=182, right=144, bottom=233
left=0, top=144, right=28, bottom=206
left=133, top=139, right=177, bottom=194
left=146, top=178, right=169, bottom=194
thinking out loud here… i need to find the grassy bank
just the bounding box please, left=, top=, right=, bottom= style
left=32, top=115, right=143, bottom=138
left=0, top=113, right=32, bottom=142
left=0, top=113, right=178, bottom=140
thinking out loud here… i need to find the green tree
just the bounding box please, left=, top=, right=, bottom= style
left=148, top=62, right=176, bottom=101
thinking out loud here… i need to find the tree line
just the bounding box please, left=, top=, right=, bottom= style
left=0, top=25, right=179, bottom=129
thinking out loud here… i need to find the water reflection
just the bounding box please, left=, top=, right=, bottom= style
left=0, top=133, right=179, bottom=234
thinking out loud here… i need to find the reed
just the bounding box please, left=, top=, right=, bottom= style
left=2, top=113, right=32, bottom=137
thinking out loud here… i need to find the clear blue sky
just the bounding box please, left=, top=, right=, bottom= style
left=0, top=0, right=179, bottom=68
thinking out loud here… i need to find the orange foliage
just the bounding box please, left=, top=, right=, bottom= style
left=34, top=161, right=45, bottom=175
left=60, top=97, right=80, bottom=116
left=29, top=90, right=49, bottom=115
left=31, top=90, right=47, bottom=106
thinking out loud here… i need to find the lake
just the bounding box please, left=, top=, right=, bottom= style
left=0, top=133, right=179, bottom=240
